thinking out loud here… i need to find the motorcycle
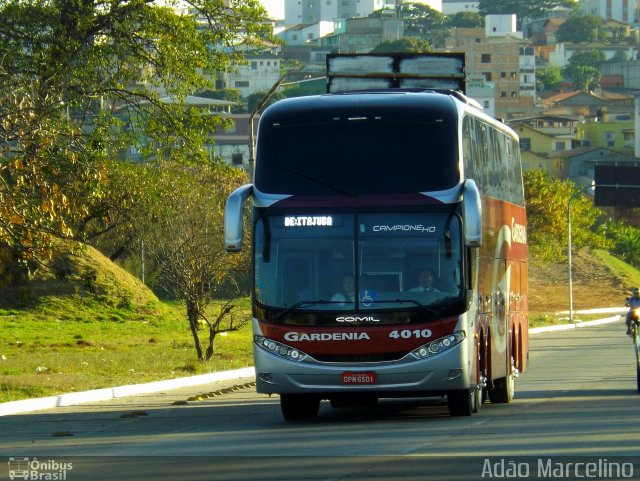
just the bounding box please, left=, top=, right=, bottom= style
left=626, top=300, right=640, bottom=393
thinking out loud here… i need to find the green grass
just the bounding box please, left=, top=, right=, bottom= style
left=0, top=298, right=253, bottom=403
left=0, top=243, right=253, bottom=403
left=528, top=311, right=621, bottom=328
left=593, top=248, right=640, bottom=290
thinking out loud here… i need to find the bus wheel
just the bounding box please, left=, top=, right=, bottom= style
left=473, top=342, right=484, bottom=413
left=280, top=394, right=320, bottom=421
left=472, top=383, right=483, bottom=413
left=489, top=357, right=515, bottom=404
left=447, top=389, right=474, bottom=416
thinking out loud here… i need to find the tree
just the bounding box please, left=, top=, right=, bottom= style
left=246, top=90, right=287, bottom=114
left=536, top=64, right=564, bottom=92
left=399, top=3, right=450, bottom=48
left=563, top=50, right=604, bottom=91
left=479, top=0, right=577, bottom=25
left=371, top=37, right=432, bottom=53
left=140, top=161, right=252, bottom=361
left=199, top=89, right=245, bottom=113
left=0, top=0, right=270, bottom=263
left=569, top=65, right=601, bottom=91
left=555, top=14, right=603, bottom=43
left=601, top=221, right=640, bottom=268
left=565, top=50, right=606, bottom=72
left=523, top=170, right=607, bottom=262
left=449, top=12, right=484, bottom=28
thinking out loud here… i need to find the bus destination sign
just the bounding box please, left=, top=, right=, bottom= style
left=284, top=215, right=334, bottom=227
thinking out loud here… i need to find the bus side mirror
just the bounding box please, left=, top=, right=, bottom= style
left=224, top=184, right=253, bottom=252
left=463, top=179, right=482, bottom=248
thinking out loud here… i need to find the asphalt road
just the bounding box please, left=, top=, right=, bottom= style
left=1, top=319, right=639, bottom=480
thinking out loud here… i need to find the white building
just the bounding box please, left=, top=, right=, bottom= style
left=442, top=0, right=478, bottom=15
left=485, top=14, right=522, bottom=39
left=579, top=0, right=639, bottom=24
left=284, top=0, right=394, bottom=26
left=549, top=42, right=638, bottom=67
left=282, top=0, right=443, bottom=25
left=466, top=75, right=495, bottom=118
left=278, top=21, right=335, bottom=44
left=217, top=55, right=282, bottom=98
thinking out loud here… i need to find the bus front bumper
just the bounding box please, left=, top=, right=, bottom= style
left=253, top=341, right=470, bottom=396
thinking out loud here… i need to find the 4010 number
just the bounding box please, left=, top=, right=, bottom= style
left=389, top=329, right=432, bottom=339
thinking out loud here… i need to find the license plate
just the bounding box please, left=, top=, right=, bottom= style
left=342, top=371, right=377, bottom=385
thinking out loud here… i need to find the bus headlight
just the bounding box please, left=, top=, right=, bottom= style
left=410, top=331, right=465, bottom=360
left=255, top=336, right=308, bottom=362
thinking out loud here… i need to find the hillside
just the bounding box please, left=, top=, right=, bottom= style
left=529, top=248, right=639, bottom=315
left=0, top=244, right=253, bottom=403
left=0, top=242, right=160, bottom=311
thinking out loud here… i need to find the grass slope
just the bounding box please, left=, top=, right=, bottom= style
left=0, top=244, right=252, bottom=403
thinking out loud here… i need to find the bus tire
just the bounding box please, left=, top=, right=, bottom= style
left=472, top=385, right=482, bottom=413
left=280, top=394, right=320, bottom=421
left=489, top=357, right=515, bottom=404
left=447, top=389, right=474, bottom=416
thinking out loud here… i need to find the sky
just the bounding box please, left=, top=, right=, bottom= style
left=260, top=0, right=284, bottom=19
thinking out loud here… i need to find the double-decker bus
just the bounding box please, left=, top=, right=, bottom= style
left=224, top=53, right=528, bottom=420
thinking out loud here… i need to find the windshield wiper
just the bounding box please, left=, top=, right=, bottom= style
left=284, top=167, right=356, bottom=197
left=274, top=300, right=344, bottom=321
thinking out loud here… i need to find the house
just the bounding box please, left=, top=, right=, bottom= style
left=554, top=145, right=637, bottom=189
left=521, top=150, right=561, bottom=177
left=577, top=119, right=635, bottom=153
left=527, top=18, right=565, bottom=46
left=508, top=114, right=583, bottom=137
left=278, top=22, right=335, bottom=45
left=539, top=91, right=609, bottom=118
left=319, top=16, right=404, bottom=53
left=549, top=42, right=638, bottom=68
left=216, top=54, right=282, bottom=99
left=211, top=114, right=255, bottom=169
left=511, top=124, right=571, bottom=177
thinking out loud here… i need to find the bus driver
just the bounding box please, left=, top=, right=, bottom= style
left=409, top=269, right=440, bottom=293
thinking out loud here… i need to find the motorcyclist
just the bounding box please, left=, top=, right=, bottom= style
left=625, top=288, right=640, bottom=335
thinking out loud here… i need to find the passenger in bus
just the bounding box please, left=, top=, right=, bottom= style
left=409, top=269, right=440, bottom=293
left=331, top=275, right=355, bottom=304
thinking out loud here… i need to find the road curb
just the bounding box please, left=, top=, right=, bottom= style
left=529, top=315, right=622, bottom=334
left=0, top=367, right=254, bottom=417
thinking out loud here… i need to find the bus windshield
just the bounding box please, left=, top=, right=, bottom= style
left=254, top=212, right=464, bottom=315
left=255, top=114, right=459, bottom=196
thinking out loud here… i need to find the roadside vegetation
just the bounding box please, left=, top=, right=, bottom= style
left=0, top=245, right=252, bottom=403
